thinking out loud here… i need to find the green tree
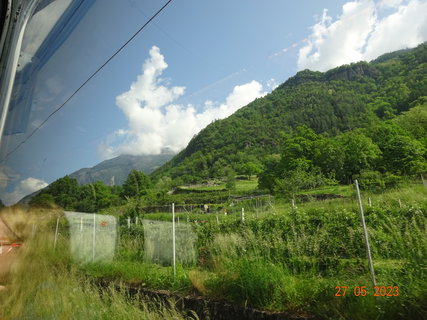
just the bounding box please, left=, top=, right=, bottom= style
left=335, top=131, right=381, bottom=182
left=275, top=164, right=326, bottom=200
left=258, top=154, right=281, bottom=193
left=239, top=161, right=262, bottom=179
left=225, top=167, right=236, bottom=191
left=122, top=170, right=152, bottom=198
left=29, top=193, right=55, bottom=208
left=368, top=123, right=427, bottom=174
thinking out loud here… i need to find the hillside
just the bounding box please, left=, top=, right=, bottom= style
left=69, top=153, right=173, bottom=186
left=152, top=43, right=427, bottom=183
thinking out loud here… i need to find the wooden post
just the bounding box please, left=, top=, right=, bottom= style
left=172, top=203, right=176, bottom=278
left=355, top=180, right=377, bottom=289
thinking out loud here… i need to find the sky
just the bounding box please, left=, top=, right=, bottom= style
left=1, top=0, right=427, bottom=204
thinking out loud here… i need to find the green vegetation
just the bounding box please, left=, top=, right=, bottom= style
left=152, top=43, right=427, bottom=186
left=23, top=44, right=427, bottom=319
left=0, top=209, right=194, bottom=320
left=75, top=182, right=426, bottom=319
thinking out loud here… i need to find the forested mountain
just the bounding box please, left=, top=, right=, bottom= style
left=28, top=44, right=427, bottom=210
left=69, top=153, right=173, bottom=186
left=152, top=43, right=427, bottom=186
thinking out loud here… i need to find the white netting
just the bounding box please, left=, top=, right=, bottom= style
left=65, top=211, right=117, bottom=263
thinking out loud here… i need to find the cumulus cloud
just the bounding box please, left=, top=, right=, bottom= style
left=99, top=46, right=266, bottom=159
left=298, top=0, right=427, bottom=71
left=2, top=177, right=48, bottom=205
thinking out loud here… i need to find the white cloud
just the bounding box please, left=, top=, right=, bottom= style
left=267, top=78, right=279, bottom=91
left=378, top=0, right=404, bottom=8
left=298, top=0, right=427, bottom=71
left=99, top=46, right=266, bottom=159
left=2, top=177, right=48, bottom=206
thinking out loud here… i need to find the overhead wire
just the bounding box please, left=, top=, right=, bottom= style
left=0, top=0, right=174, bottom=163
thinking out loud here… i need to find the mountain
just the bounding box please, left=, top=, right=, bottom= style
left=69, top=153, right=174, bottom=186
left=151, top=43, right=427, bottom=183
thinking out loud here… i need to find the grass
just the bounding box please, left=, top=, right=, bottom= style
left=4, top=182, right=425, bottom=319
left=298, top=184, right=353, bottom=197
left=91, top=182, right=427, bottom=319
left=0, top=208, right=196, bottom=320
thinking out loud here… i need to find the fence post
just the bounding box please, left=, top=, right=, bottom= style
left=172, top=203, right=176, bottom=278
left=92, top=214, right=96, bottom=262
left=241, top=207, right=245, bottom=222
left=53, top=217, right=60, bottom=250
left=80, top=216, right=83, bottom=246
left=355, top=180, right=377, bottom=290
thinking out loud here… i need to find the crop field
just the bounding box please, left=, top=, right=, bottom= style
left=85, top=180, right=426, bottom=319
left=1, top=180, right=425, bottom=320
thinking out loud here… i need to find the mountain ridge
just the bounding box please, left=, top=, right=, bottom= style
left=68, top=153, right=174, bottom=186
left=151, top=43, right=427, bottom=183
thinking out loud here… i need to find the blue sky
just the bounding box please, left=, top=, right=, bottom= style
left=1, top=0, right=427, bottom=204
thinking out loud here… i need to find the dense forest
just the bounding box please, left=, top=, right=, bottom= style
left=29, top=43, right=427, bottom=210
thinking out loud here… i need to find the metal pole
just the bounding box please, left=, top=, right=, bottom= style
left=355, top=180, right=377, bottom=289
left=80, top=216, right=83, bottom=247
left=53, top=217, right=60, bottom=250
left=172, top=203, right=176, bottom=277
left=92, top=213, right=96, bottom=261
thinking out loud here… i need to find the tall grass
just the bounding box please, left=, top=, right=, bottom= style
left=0, top=208, right=195, bottom=320
left=193, top=188, right=427, bottom=319
left=73, top=184, right=426, bottom=319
